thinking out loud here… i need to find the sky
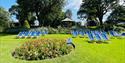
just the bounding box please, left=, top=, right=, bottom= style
left=0, top=0, right=124, bottom=22
left=64, top=0, right=82, bottom=21
left=0, top=0, right=16, bottom=10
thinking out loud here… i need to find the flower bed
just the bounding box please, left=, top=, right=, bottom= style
left=12, top=38, right=74, bottom=60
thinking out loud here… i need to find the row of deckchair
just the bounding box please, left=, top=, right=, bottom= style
left=71, top=30, right=109, bottom=43
left=71, top=30, right=125, bottom=38
left=109, top=31, right=125, bottom=37
left=66, top=38, right=75, bottom=48
left=86, top=31, right=109, bottom=43
left=16, top=31, right=48, bottom=38
left=71, top=30, right=125, bottom=43
left=121, top=33, right=125, bottom=36
left=71, top=30, right=84, bottom=38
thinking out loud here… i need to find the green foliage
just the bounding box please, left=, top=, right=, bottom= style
left=45, top=26, right=70, bottom=34
left=78, top=0, right=118, bottom=25
left=114, top=26, right=125, bottom=32
left=0, top=7, right=10, bottom=32
left=12, top=38, right=73, bottom=60
left=43, top=11, right=64, bottom=27
left=14, top=0, right=65, bottom=27
left=31, top=27, right=70, bottom=34
left=107, top=5, right=125, bottom=23
left=23, top=20, right=30, bottom=28
left=65, top=9, right=72, bottom=19
left=4, top=28, right=29, bottom=34
left=9, top=5, right=27, bottom=26
left=47, top=27, right=59, bottom=34
left=57, top=26, right=70, bottom=34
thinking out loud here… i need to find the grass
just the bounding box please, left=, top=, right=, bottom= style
left=0, top=34, right=125, bottom=63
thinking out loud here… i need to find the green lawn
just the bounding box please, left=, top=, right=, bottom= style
left=0, top=34, right=125, bottom=63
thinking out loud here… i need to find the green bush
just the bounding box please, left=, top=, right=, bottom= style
left=47, top=27, right=59, bottom=34
left=114, top=26, right=125, bottom=32
left=0, top=7, right=10, bottom=32
left=4, top=28, right=29, bottom=34
left=23, top=20, right=30, bottom=28
left=47, top=26, right=70, bottom=34
left=57, top=26, right=69, bottom=34
left=12, top=38, right=74, bottom=60
left=46, top=26, right=70, bottom=34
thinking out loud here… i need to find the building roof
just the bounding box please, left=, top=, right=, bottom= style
left=62, top=18, right=74, bottom=22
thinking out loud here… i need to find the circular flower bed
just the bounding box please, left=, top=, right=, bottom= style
left=12, top=38, right=74, bottom=60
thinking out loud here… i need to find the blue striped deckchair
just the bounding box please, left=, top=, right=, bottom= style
left=109, top=31, right=115, bottom=36
left=94, top=31, right=101, bottom=41
left=91, top=31, right=95, bottom=36
left=109, top=31, right=123, bottom=39
left=114, top=31, right=119, bottom=36
left=93, top=31, right=103, bottom=43
left=66, top=38, right=72, bottom=44
left=86, top=31, right=94, bottom=42
left=101, top=31, right=109, bottom=40
left=41, top=31, right=45, bottom=36
left=121, top=33, right=125, bottom=36
left=41, top=30, right=47, bottom=36
left=71, top=30, right=77, bottom=38
left=44, top=30, right=48, bottom=34
left=120, top=32, right=125, bottom=38
left=66, top=38, right=75, bottom=48
left=36, top=31, right=41, bottom=38
left=23, top=31, right=30, bottom=38
left=29, top=31, right=36, bottom=38
left=109, top=31, right=120, bottom=37
left=100, top=31, right=111, bottom=43
left=16, top=31, right=24, bottom=38
left=79, top=31, right=84, bottom=38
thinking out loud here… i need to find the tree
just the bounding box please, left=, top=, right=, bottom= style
left=0, top=7, right=10, bottom=32
left=15, top=0, right=65, bottom=26
left=78, top=0, right=118, bottom=26
left=9, top=5, right=19, bottom=16
left=65, top=9, right=72, bottom=19
left=23, top=20, right=30, bottom=28
left=9, top=4, right=28, bottom=26
left=107, top=5, right=125, bottom=23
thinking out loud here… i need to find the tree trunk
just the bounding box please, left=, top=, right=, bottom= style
left=20, top=20, right=24, bottom=26
left=98, top=15, right=104, bottom=29
left=99, top=15, right=103, bottom=26
left=36, top=12, right=41, bottom=27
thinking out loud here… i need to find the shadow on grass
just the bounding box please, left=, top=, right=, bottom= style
left=84, top=40, right=110, bottom=44
left=0, top=32, right=17, bottom=36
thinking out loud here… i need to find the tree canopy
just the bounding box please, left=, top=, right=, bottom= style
left=10, top=0, right=65, bottom=27
left=78, top=0, right=119, bottom=25
left=65, top=9, right=72, bottom=19
left=107, top=5, right=125, bottom=23
left=0, top=7, right=10, bottom=31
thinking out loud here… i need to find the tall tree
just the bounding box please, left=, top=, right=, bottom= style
left=16, top=0, right=65, bottom=26
left=78, top=0, right=119, bottom=25
left=107, top=5, right=125, bottom=23
left=9, top=5, right=28, bottom=26
left=65, top=9, right=72, bottom=19
left=0, top=7, right=10, bottom=32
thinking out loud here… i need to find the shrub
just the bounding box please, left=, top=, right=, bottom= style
left=4, top=28, right=29, bottom=34
left=47, top=27, right=58, bottom=34
left=33, top=26, right=71, bottom=34
left=0, top=7, right=10, bottom=32
left=12, top=38, right=74, bottom=60
left=23, top=20, right=30, bottom=28
left=114, top=26, right=125, bottom=32
left=57, top=26, right=69, bottom=34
